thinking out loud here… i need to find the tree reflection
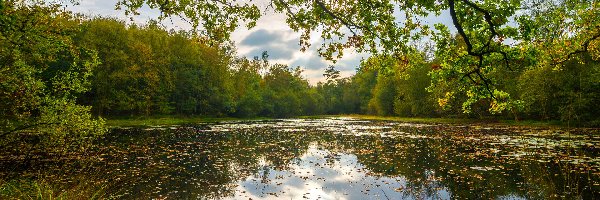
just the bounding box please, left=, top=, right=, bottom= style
left=1, top=119, right=599, bottom=199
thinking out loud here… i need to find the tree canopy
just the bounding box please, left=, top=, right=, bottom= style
left=0, top=1, right=105, bottom=153
left=116, top=0, right=599, bottom=114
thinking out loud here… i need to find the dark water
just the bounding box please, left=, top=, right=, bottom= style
left=2, top=118, right=600, bottom=199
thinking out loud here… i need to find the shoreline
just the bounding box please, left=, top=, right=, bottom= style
left=105, top=115, right=588, bottom=128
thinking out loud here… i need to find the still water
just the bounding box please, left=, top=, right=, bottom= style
left=3, top=118, right=600, bottom=199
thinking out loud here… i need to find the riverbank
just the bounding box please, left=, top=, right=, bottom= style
left=105, top=116, right=269, bottom=127
left=104, top=115, right=584, bottom=128
left=340, top=114, right=572, bottom=128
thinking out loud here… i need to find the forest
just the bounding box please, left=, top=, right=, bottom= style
left=2, top=0, right=600, bottom=150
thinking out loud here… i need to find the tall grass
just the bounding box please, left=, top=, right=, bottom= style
left=0, top=178, right=109, bottom=200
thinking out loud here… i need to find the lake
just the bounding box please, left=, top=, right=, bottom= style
left=2, top=117, right=600, bottom=199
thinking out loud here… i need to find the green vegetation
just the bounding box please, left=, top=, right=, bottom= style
left=344, top=114, right=566, bottom=128
left=322, top=52, right=600, bottom=127
left=0, top=1, right=105, bottom=156
left=1, top=0, right=598, bottom=154
left=115, top=0, right=600, bottom=116
left=0, top=179, right=108, bottom=200
left=1, top=0, right=599, bottom=198
left=73, top=17, right=319, bottom=118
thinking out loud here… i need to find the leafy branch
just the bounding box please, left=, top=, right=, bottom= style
left=448, top=0, right=514, bottom=100
left=553, top=29, right=600, bottom=66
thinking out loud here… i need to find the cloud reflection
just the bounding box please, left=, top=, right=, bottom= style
left=227, top=144, right=451, bottom=200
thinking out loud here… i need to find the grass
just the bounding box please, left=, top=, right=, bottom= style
left=498, top=119, right=565, bottom=127
left=0, top=179, right=108, bottom=200
left=339, top=114, right=479, bottom=124
left=105, top=115, right=270, bottom=127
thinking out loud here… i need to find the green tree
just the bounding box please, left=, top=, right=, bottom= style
left=169, top=33, right=234, bottom=116
left=116, top=0, right=599, bottom=114
left=230, top=58, right=265, bottom=117
left=519, top=54, right=600, bottom=125
left=78, top=19, right=175, bottom=116
left=78, top=18, right=235, bottom=116
left=351, top=66, right=378, bottom=114
left=393, top=59, right=437, bottom=117
left=261, top=64, right=311, bottom=117
left=76, top=18, right=130, bottom=115
left=369, top=75, right=397, bottom=116
left=317, top=66, right=344, bottom=114
left=0, top=1, right=105, bottom=152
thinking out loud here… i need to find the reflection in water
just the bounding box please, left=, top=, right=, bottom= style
left=1, top=118, right=599, bottom=199
left=228, top=144, right=450, bottom=200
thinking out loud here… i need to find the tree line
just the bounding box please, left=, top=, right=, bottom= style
left=319, top=50, right=600, bottom=126
left=75, top=18, right=600, bottom=125
left=75, top=18, right=319, bottom=118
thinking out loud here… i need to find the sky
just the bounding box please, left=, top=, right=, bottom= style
left=64, top=0, right=453, bottom=84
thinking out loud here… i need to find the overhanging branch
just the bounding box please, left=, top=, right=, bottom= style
left=448, top=0, right=510, bottom=100
left=314, top=0, right=359, bottom=36
left=554, top=31, right=600, bottom=65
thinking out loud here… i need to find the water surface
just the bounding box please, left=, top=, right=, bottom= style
left=2, top=118, right=600, bottom=199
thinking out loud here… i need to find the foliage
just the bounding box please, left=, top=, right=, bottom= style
left=0, top=1, right=105, bottom=153
left=76, top=19, right=326, bottom=118
left=230, top=58, right=265, bottom=117
left=78, top=19, right=175, bottom=115
left=76, top=18, right=235, bottom=116
left=518, top=53, right=600, bottom=125
left=115, top=0, right=599, bottom=116
left=0, top=179, right=107, bottom=200
left=3, top=0, right=600, bottom=159
left=115, top=0, right=261, bottom=42
left=393, top=58, right=437, bottom=117
left=169, top=32, right=234, bottom=116
left=261, top=64, right=312, bottom=117
left=351, top=67, right=378, bottom=113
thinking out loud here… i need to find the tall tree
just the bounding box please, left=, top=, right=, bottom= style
left=230, top=58, right=265, bottom=117
left=262, top=64, right=311, bottom=117
left=0, top=1, right=105, bottom=152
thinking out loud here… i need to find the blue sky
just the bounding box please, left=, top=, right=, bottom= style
left=65, top=0, right=454, bottom=84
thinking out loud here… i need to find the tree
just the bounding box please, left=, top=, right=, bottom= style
left=323, top=65, right=340, bottom=83
left=352, top=66, right=378, bottom=114
left=76, top=18, right=131, bottom=115
left=393, top=57, right=437, bottom=117
left=230, top=58, right=265, bottom=117
left=317, top=66, right=344, bottom=114
left=116, top=0, right=599, bottom=113
left=78, top=19, right=175, bottom=116
left=261, top=64, right=312, bottom=117
left=169, top=33, right=235, bottom=116
left=369, top=74, right=397, bottom=116
left=0, top=1, right=105, bottom=153
left=518, top=53, right=600, bottom=125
